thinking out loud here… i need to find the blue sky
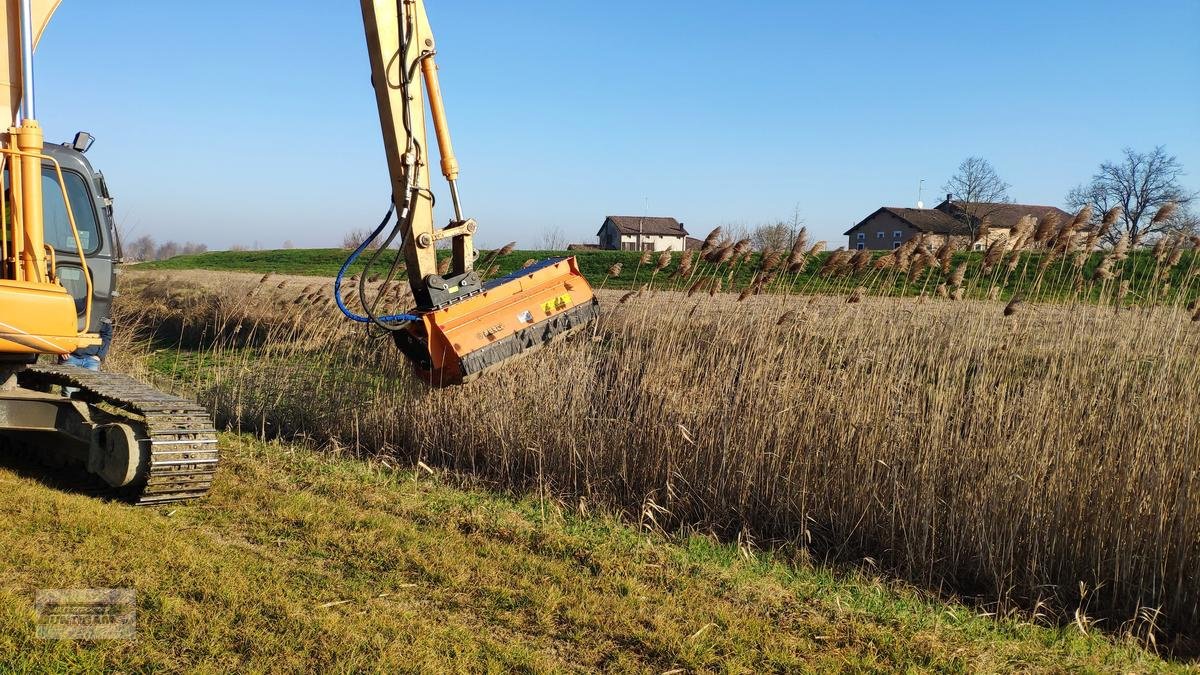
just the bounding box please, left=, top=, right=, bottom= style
left=33, top=1, right=1200, bottom=250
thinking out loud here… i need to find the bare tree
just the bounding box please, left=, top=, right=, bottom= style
left=282, top=240, right=296, bottom=250
left=538, top=226, right=566, bottom=250
left=751, top=221, right=796, bottom=251
left=717, top=221, right=751, bottom=246
left=1067, top=147, right=1195, bottom=245
left=127, top=235, right=156, bottom=262
left=155, top=241, right=179, bottom=261
left=788, top=203, right=804, bottom=237
left=229, top=243, right=249, bottom=252
left=942, top=157, right=1012, bottom=241
left=341, top=228, right=379, bottom=250
left=1161, top=205, right=1200, bottom=241
left=180, top=242, right=208, bottom=256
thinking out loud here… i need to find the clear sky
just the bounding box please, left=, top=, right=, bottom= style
left=32, top=1, right=1200, bottom=250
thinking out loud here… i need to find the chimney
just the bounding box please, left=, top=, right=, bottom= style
left=946, top=193, right=953, bottom=203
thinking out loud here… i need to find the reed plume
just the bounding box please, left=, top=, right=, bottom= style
left=1033, top=212, right=1060, bottom=245
left=949, top=262, right=967, bottom=287
left=700, top=227, right=723, bottom=255
left=760, top=250, right=783, bottom=273
left=936, top=240, right=956, bottom=273
left=674, top=253, right=692, bottom=278
left=1152, top=202, right=1178, bottom=225
left=1003, top=294, right=1023, bottom=315
left=1113, top=234, right=1130, bottom=262
left=788, top=228, right=810, bottom=265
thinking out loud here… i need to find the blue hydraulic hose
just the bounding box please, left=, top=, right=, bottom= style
left=334, top=207, right=421, bottom=324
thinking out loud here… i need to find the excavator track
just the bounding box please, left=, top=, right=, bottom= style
left=16, top=365, right=219, bottom=505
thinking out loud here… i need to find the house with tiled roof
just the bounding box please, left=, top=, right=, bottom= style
left=844, top=195, right=1074, bottom=251
left=597, top=216, right=690, bottom=252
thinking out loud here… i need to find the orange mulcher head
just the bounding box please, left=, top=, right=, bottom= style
left=393, top=256, right=599, bottom=386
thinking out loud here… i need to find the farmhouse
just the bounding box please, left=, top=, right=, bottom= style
left=845, top=196, right=1074, bottom=252
left=597, top=216, right=689, bottom=252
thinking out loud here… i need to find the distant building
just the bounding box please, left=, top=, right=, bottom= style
left=844, top=196, right=1075, bottom=252
left=597, top=216, right=689, bottom=252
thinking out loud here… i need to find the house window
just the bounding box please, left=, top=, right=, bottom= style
left=893, top=230, right=903, bottom=238
left=876, top=232, right=885, bottom=239
left=973, top=243, right=985, bottom=252
left=892, top=242, right=902, bottom=250
left=856, top=243, right=865, bottom=251
left=856, top=233, right=865, bottom=240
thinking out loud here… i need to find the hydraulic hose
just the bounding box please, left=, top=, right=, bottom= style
left=334, top=204, right=420, bottom=324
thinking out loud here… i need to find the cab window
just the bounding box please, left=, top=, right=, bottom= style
left=2, top=167, right=102, bottom=256
left=43, top=168, right=102, bottom=255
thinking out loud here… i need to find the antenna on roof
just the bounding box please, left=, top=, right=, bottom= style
left=917, top=179, right=925, bottom=209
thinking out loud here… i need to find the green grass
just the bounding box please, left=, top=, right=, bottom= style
left=135, top=246, right=1200, bottom=304
left=0, top=434, right=1180, bottom=672
left=137, top=248, right=699, bottom=291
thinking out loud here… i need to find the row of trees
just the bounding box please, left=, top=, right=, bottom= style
left=945, top=147, right=1196, bottom=246
left=123, top=235, right=208, bottom=262
left=123, top=236, right=300, bottom=260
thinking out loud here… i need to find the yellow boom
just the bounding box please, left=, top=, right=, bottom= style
left=0, top=0, right=97, bottom=356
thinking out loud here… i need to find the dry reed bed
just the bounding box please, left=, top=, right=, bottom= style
left=115, top=269, right=1200, bottom=649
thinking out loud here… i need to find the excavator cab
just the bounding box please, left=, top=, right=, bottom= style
left=19, top=140, right=118, bottom=333
left=1, top=1, right=220, bottom=505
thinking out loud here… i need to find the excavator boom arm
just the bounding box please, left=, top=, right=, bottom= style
left=360, top=0, right=476, bottom=310
left=356, top=0, right=599, bottom=386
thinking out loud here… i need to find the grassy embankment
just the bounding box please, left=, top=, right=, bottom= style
left=1, top=434, right=1176, bottom=672
left=136, top=246, right=1200, bottom=304
left=110, top=262, right=1200, bottom=660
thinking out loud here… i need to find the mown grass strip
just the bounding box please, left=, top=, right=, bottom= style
left=0, top=434, right=1178, bottom=672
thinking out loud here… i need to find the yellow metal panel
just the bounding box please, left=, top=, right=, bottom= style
left=0, top=278, right=97, bottom=354
left=13, top=120, right=45, bottom=281
left=420, top=257, right=595, bottom=374
left=360, top=0, right=437, bottom=290
left=0, top=0, right=59, bottom=130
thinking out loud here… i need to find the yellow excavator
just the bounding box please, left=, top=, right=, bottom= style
left=0, top=0, right=598, bottom=504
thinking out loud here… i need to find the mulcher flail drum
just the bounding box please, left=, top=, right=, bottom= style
left=394, top=257, right=599, bottom=386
